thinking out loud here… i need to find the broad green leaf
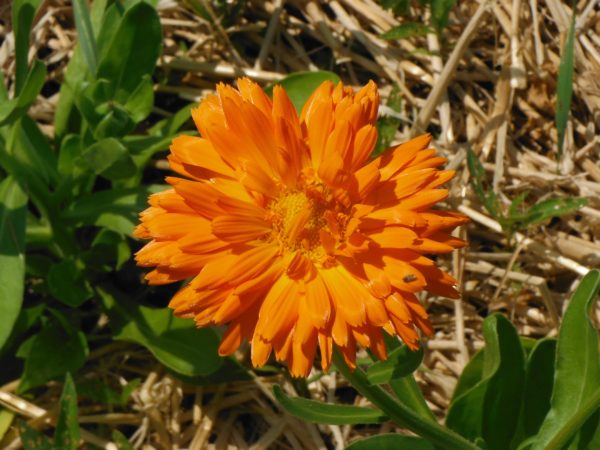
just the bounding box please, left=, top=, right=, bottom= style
left=72, top=0, right=98, bottom=75
left=345, top=434, right=435, bottom=450
left=367, top=345, right=423, bottom=384
left=47, top=259, right=93, bottom=307
left=389, top=376, right=436, bottom=423
left=520, top=197, right=587, bottom=228
left=81, top=138, right=136, bottom=180
left=62, top=185, right=163, bottom=235
left=266, top=71, right=341, bottom=112
left=381, top=23, right=432, bottom=40
left=532, top=270, right=600, bottom=450
left=54, top=373, right=80, bottom=450
left=0, top=409, right=15, bottom=442
left=86, top=229, right=131, bottom=271
left=556, top=8, right=577, bottom=158
left=430, top=0, right=457, bottom=32
left=0, top=304, right=45, bottom=359
left=57, top=134, right=85, bottom=178
left=0, top=60, right=46, bottom=126
left=93, top=104, right=137, bottom=139
left=124, top=75, right=154, bottom=123
left=273, top=385, right=387, bottom=425
left=512, top=339, right=556, bottom=446
left=451, top=349, right=484, bottom=400
left=175, top=358, right=252, bottom=386
left=54, top=46, right=87, bottom=139
left=100, top=288, right=224, bottom=377
left=0, top=177, right=27, bottom=351
left=8, top=116, right=59, bottom=186
left=96, top=2, right=161, bottom=99
left=446, top=314, right=525, bottom=450
left=20, top=425, right=52, bottom=450
left=12, top=0, right=43, bottom=94
left=18, top=322, right=89, bottom=393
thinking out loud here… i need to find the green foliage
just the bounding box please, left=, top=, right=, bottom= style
left=272, top=272, right=600, bottom=450
left=0, top=0, right=228, bottom=402
left=444, top=272, right=598, bottom=450
left=265, top=71, right=341, bottom=112
left=273, top=385, right=388, bottom=425
left=0, top=178, right=27, bottom=349
left=467, top=148, right=587, bottom=241
left=446, top=314, right=525, bottom=450
left=54, top=374, right=80, bottom=450
left=20, top=374, right=83, bottom=450
left=381, top=23, right=432, bottom=40
left=100, top=288, right=224, bottom=377
left=367, top=345, right=423, bottom=384
left=530, top=270, right=600, bottom=450
left=556, top=5, right=577, bottom=159
left=17, top=321, right=88, bottom=393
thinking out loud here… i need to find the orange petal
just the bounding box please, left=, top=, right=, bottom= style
left=211, top=214, right=271, bottom=243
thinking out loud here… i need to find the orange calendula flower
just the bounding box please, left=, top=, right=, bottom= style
left=134, top=78, right=467, bottom=377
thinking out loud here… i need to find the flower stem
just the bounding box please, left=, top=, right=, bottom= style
left=333, top=351, right=480, bottom=450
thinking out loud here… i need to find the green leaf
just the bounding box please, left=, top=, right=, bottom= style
left=381, top=23, right=432, bottom=40
left=446, top=314, right=525, bottom=450
left=451, top=349, right=484, bottom=400
left=0, top=60, right=47, bottom=126
left=520, top=197, right=587, bottom=228
left=513, top=339, right=556, bottom=445
left=8, top=116, right=59, bottom=186
left=96, top=2, right=162, bottom=99
left=47, top=259, right=93, bottom=307
left=124, top=75, right=154, bottom=123
left=0, top=177, right=27, bottom=351
left=266, top=71, right=341, bottom=112
left=12, top=0, right=43, bottom=95
left=273, top=385, right=387, bottom=425
left=0, top=409, right=15, bottom=442
left=430, top=0, right=457, bottom=32
left=556, top=7, right=577, bottom=158
left=72, top=0, right=98, bottom=75
left=62, top=185, right=163, bottom=235
left=54, top=374, right=80, bottom=450
left=81, top=138, right=137, bottom=180
left=345, top=434, right=436, bottom=450
left=20, top=425, right=52, bottom=450
left=112, top=430, right=134, bottom=450
left=18, top=322, right=89, bottom=393
left=389, top=376, right=437, bottom=423
left=367, top=345, right=423, bottom=384
left=100, top=288, right=224, bottom=377
left=532, top=270, right=600, bottom=450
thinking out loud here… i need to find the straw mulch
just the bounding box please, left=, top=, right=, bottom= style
left=1, top=0, right=599, bottom=448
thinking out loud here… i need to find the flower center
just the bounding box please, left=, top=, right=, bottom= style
left=269, top=191, right=326, bottom=253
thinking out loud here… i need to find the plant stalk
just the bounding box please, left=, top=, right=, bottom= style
left=333, top=351, right=481, bottom=450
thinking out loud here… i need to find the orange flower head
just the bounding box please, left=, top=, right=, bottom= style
left=134, top=78, right=467, bottom=377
